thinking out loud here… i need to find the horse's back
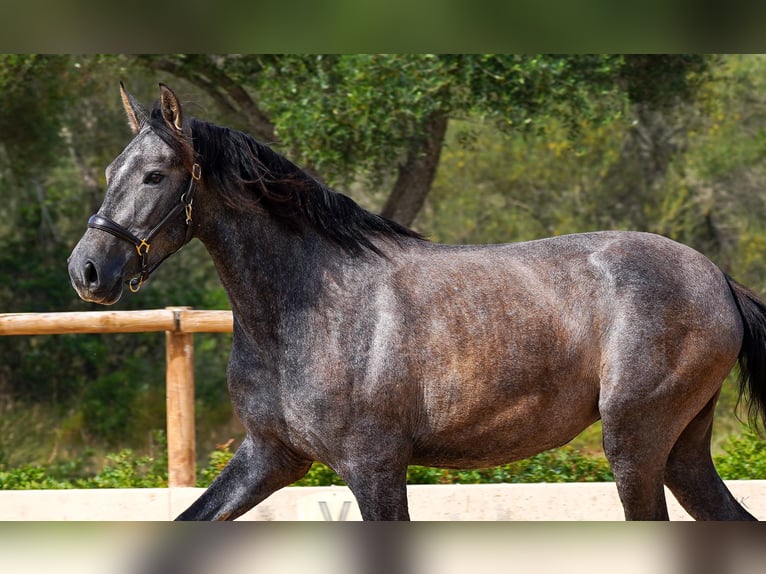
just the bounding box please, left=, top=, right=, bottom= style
left=403, top=230, right=735, bottom=332
left=430, top=230, right=737, bottom=323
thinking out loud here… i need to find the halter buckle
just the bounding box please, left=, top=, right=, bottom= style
left=136, top=239, right=150, bottom=256
left=184, top=202, right=193, bottom=225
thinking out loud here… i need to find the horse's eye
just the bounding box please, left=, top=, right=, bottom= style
left=144, top=172, right=164, bottom=185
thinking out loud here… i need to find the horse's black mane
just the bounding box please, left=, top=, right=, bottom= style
left=147, top=104, right=423, bottom=256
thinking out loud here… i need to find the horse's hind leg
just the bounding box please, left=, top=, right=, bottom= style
left=600, top=372, right=685, bottom=520
left=176, top=434, right=311, bottom=521
left=664, top=392, right=756, bottom=520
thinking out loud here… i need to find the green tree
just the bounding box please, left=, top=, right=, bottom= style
left=136, top=55, right=713, bottom=227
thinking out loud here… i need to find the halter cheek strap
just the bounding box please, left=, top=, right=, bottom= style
left=87, top=163, right=201, bottom=293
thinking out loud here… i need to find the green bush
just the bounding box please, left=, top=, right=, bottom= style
left=197, top=439, right=235, bottom=487
left=5, top=431, right=766, bottom=489
left=0, top=465, right=72, bottom=490
left=406, top=445, right=614, bottom=484
left=76, top=449, right=167, bottom=488
left=0, top=431, right=169, bottom=489
left=293, top=463, right=347, bottom=487
left=0, top=452, right=167, bottom=490
left=714, top=429, right=766, bottom=479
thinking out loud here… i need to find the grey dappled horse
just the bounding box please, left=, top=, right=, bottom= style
left=69, top=84, right=766, bottom=520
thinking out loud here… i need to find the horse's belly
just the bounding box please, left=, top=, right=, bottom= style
left=411, top=385, right=600, bottom=468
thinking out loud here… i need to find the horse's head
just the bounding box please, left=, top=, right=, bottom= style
left=68, top=83, right=201, bottom=304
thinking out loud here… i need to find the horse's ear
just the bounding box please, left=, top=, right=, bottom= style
left=119, top=82, right=147, bottom=134
left=159, top=83, right=184, bottom=132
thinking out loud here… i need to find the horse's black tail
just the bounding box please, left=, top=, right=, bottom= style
left=725, top=275, right=766, bottom=432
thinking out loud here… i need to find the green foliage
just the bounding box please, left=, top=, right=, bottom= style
left=0, top=442, right=615, bottom=489
left=0, top=55, right=72, bottom=177
left=0, top=465, right=73, bottom=490
left=293, top=463, right=347, bottom=487
left=79, top=348, right=166, bottom=445
left=5, top=430, right=766, bottom=489
left=251, top=54, right=629, bottom=186
left=155, top=54, right=709, bottom=193
left=0, top=431, right=168, bottom=489
left=79, top=448, right=167, bottom=488
left=617, top=55, right=714, bottom=109
left=714, top=429, right=766, bottom=480
left=197, top=439, right=235, bottom=487
left=406, top=446, right=614, bottom=484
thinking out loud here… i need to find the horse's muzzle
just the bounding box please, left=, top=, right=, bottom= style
left=67, top=243, right=126, bottom=305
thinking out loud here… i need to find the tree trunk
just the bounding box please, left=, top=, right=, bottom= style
left=600, top=102, right=684, bottom=230
left=381, top=113, right=449, bottom=227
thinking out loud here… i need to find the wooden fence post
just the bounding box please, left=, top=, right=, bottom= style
left=165, top=306, right=196, bottom=487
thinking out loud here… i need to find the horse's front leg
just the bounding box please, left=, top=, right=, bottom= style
left=336, top=448, right=411, bottom=521
left=176, top=434, right=311, bottom=521
left=345, top=466, right=410, bottom=521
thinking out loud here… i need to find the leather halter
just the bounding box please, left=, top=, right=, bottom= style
left=87, top=163, right=202, bottom=293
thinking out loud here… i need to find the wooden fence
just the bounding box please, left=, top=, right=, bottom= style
left=0, top=308, right=233, bottom=487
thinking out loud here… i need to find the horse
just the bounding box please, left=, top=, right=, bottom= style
left=68, top=83, right=766, bottom=520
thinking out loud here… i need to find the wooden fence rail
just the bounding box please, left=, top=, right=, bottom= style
left=0, top=308, right=234, bottom=487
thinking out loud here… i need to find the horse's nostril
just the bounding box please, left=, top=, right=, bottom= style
left=84, top=261, right=99, bottom=286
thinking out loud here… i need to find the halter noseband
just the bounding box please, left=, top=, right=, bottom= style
left=87, top=162, right=202, bottom=293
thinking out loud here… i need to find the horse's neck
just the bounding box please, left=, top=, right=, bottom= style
left=198, top=210, right=328, bottom=334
